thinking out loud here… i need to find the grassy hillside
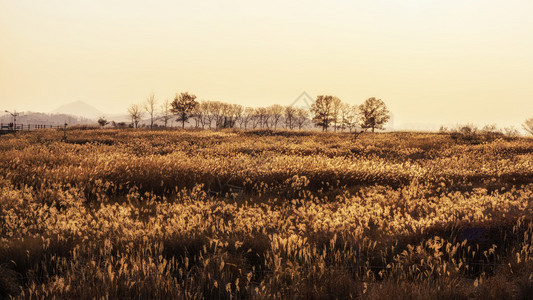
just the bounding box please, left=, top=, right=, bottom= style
left=1, top=129, right=533, bottom=299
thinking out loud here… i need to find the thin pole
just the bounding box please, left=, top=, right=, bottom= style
left=5, top=110, right=19, bottom=135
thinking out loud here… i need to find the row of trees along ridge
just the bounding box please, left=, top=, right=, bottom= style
left=124, top=92, right=391, bottom=132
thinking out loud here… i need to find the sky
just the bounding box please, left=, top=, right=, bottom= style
left=1, top=0, right=532, bottom=128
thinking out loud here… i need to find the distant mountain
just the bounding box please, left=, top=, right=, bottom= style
left=52, top=101, right=104, bottom=120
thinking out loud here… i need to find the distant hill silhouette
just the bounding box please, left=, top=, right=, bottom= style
left=0, top=112, right=96, bottom=125
left=0, top=112, right=95, bottom=126
left=1, top=99, right=132, bottom=127
left=52, top=101, right=104, bottom=120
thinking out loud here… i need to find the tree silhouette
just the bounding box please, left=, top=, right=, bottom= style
left=171, top=92, right=198, bottom=128
left=340, top=103, right=358, bottom=132
left=160, top=99, right=173, bottom=128
left=284, top=106, right=297, bottom=129
left=311, top=95, right=337, bottom=131
left=331, top=97, right=342, bottom=132
left=358, top=97, right=390, bottom=132
left=127, top=104, right=143, bottom=128
left=97, top=117, right=109, bottom=128
left=144, top=93, right=157, bottom=129
left=295, top=108, right=309, bottom=130
left=523, top=118, right=533, bottom=136
left=268, top=104, right=284, bottom=129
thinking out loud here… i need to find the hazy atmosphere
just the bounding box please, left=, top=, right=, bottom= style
left=3, top=2, right=533, bottom=299
left=1, top=0, right=533, bottom=127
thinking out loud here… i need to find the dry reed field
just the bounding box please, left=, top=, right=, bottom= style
left=1, top=129, right=533, bottom=299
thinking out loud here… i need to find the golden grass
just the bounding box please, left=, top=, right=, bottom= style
left=1, top=129, right=532, bottom=299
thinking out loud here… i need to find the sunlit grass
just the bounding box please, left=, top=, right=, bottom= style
left=1, top=129, right=532, bottom=299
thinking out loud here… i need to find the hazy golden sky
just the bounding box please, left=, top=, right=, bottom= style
left=1, top=0, right=532, bottom=127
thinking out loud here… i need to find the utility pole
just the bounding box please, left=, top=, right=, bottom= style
left=5, top=110, right=19, bottom=134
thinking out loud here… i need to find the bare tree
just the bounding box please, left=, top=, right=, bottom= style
left=210, top=101, right=225, bottom=129
left=504, top=126, right=520, bottom=137
left=256, top=107, right=270, bottom=129
left=171, top=92, right=198, bottom=128
left=295, top=107, right=309, bottom=130
left=340, top=103, right=358, bottom=132
left=203, top=101, right=216, bottom=129
left=250, top=108, right=261, bottom=129
left=220, top=103, right=234, bottom=129
left=285, top=106, right=297, bottom=129
left=191, top=102, right=204, bottom=128
left=331, top=97, right=342, bottom=132
left=144, top=93, right=157, bottom=129
left=230, top=104, right=244, bottom=129
left=358, top=97, right=390, bottom=132
left=523, top=118, right=533, bottom=136
left=127, top=104, right=144, bottom=128
left=239, top=107, right=255, bottom=129
left=268, top=104, right=284, bottom=130
left=160, top=99, right=173, bottom=128
left=481, top=124, right=502, bottom=139
left=211, top=103, right=242, bottom=129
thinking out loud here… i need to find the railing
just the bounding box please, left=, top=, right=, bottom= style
left=0, top=123, right=63, bottom=132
